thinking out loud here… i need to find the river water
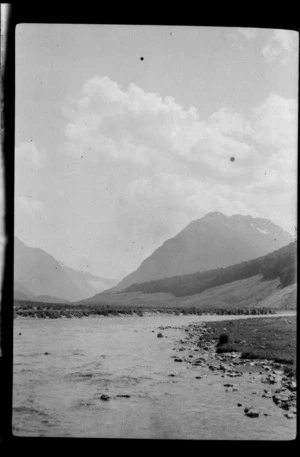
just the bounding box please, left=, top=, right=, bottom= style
left=13, top=313, right=296, bottom=440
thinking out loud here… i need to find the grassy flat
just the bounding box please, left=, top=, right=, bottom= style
left=201, top=315, right=297, bottom=372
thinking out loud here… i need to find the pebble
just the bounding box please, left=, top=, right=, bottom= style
left=262, top=392, right=272, bottom=398
left=100, top=394, right=110, bottom=401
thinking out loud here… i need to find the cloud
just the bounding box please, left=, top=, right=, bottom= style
left=62, top=76, right=297, bottom=245
left=63, top=76, right=263, bottom=185
left=262, top=30, right=298, bottom=63
left=252, top=93, right=297, bottom=149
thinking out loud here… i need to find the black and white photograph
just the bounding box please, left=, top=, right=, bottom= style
left=6, top=21, right=298, bottom=440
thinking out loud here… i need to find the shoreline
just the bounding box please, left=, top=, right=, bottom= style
left=162, top=314, right=297, bottom=422
left=13, top=308, right=296, bottom=319
left=13, top=298, right=296, bottom=319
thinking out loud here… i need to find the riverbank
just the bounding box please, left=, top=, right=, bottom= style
left=162, top=314, right=296, bottom=422
left=14, top=299, right=280, bottom=319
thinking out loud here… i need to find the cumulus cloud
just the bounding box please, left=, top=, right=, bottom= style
left=252, top=93, right=298, bottom=149
left=262, top=30, right=298, bottom=63
left=62, top=76, right=297, bottom=242
left=63, top=76, right=264, bottom=185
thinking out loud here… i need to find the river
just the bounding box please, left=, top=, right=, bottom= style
left=13, top=312, right=296, bottom=440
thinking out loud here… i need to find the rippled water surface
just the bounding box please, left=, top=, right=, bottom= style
left=13, top=313, right=296, bottom=439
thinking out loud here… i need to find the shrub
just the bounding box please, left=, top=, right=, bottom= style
left=217, top=333, right=229, bottom=347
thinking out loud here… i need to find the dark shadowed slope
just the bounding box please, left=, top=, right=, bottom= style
left=121, top=241, right=296, bottom=296
left=81, top=242, right=296, bottom=310
left=105, top=212, right=293, bottom=293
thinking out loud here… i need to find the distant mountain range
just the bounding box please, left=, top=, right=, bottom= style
left=14, top=237, right=117, bottom=302
left=103, top=212, right=294, bottom=294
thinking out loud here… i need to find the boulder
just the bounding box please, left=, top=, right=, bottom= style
left=157, top=333, right=163, bottom=338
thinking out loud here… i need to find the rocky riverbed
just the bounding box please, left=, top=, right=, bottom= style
left=157, top=321, right=297, bottom=421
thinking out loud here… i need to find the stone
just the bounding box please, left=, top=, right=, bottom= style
left=100, top=394, right=110, bottom=401
left=174, top=358, right=183, bottom=362
left=224, top=383, right=234, bottom=387
left=116, top=395, right=131, bottom=398
left=245, top=409, right=259, bottom=418
left=168, top=374, right=175, bottom=377
left=273, top=370, right=284, bottom=375
left=157, top=332, right=163, bottom=338
left=285, top=413, right=296, bottom=419
left=273, top=394, right=290, bottom=404
left=262, top=392, right=272, bottom=398
left=288, top=381, right=297, bottom=391
left=237, top=403, right=242, bottom=407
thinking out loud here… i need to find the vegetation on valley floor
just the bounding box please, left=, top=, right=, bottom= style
left=13, top=299, right=278, bottom=318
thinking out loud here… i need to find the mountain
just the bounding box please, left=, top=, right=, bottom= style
left=121, top=241, right=297, bottom=296
left=14, top=237, right=116, bottom=302
left=14, top=280, right=35, bottom=299
left=81, top=241, right=297, bottom=310
left=104, top=212, right=294, bottom=293
left=59, top=263, right=116, bottom=296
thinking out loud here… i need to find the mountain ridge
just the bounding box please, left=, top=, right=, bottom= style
left=103, top=212, right=293, bottom=293
left=14, top=237, right=117, bottom=302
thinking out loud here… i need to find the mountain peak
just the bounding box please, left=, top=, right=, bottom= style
left=105, top=213, right=293, bottom=293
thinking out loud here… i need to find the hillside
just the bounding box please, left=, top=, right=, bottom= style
left=107, top=212, right=293, bottom=293
left=80, top=276, right=296, bottom=311
left=14, top=237, right=116, bottom=302
left=99, top=241, right=296, bottom=299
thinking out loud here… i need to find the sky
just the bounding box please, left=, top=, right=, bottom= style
left=11, top=24, right=298, bottom=280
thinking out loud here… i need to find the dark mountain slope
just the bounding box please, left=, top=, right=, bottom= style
left=122, top=241, right=297, bottom=297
